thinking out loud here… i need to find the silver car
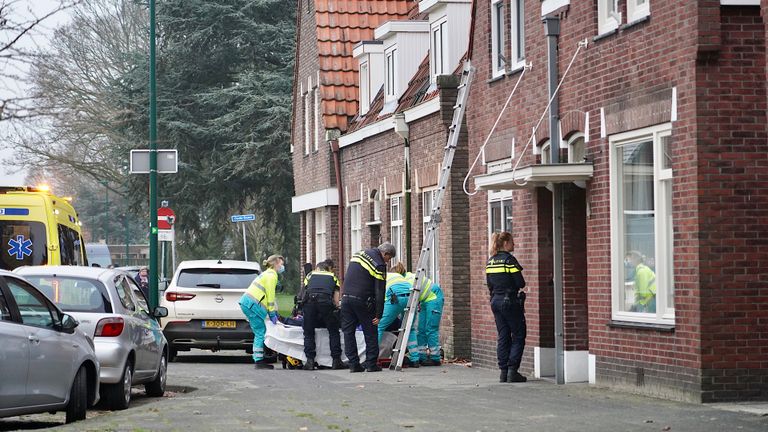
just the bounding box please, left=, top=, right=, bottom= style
left=16, top=266, right=169, bottom=410
left=0, top=270, right=100, bottom=424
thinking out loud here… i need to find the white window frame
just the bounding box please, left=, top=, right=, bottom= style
left=510, top=0, right=525, bottom=69
left=540, top=140, right=551, bottom=164
left=390, top=195, right=403, bottom=265
left=349, top=202, right=362, bottom=255
left=490, top=0, right=506, bottom=78
left=385, top=47, right=397, bottom=101
left=568, top=133, right=586, bottom=163
left=430, top=17, right=449, bottom=80
left=303, top=91, right=310, bottom=155
left=314, top=208, right=326, bottom=262
left=609, top=123, right=674, bottom=324
left=313, top=86, right=320, bottom=152
left=360, top=61, right=370, bottom=115
left=422, top=189, right=440, bottom=283
left=627, top=0, right=650, bottom=23
left=305, top=212, right=312, bottom=265
left=487, top=161, right=513, bottom=241
left=597, top=0, right=621, bottom=36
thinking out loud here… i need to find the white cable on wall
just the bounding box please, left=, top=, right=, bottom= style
left=462, top=63, right=532, bottom=196
left=511, top=39, right=589, bottom=187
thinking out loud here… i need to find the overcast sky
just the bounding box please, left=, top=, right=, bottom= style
left=1, top=0, right=72, bottom=186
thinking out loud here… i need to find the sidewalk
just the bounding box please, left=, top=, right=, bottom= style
left=3, top=357, right=766, bottom=432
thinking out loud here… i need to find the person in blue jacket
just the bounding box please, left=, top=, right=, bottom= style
left=377, top=262, right=420, bottom=367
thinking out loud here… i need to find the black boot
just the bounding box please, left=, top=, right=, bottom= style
left=499, top=369, right=508, bottom=383
left=332, top=357, right=347, bottom=370
left=507, top=369, right=527, bottom=383
left=365, top=364, right=382, bottom=372
left=303, top=357, right=315, bottom=370
left=255, top=360, right=274, bottom=370
left=349, top=363, right=364, bottom=373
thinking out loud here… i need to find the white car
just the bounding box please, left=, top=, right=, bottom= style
left=160, top=260, right=261, bottom=359
left=15, top=266, right=169, bottom=410
left=0, top=270, right=100, bottom=423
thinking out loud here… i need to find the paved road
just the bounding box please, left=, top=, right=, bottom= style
left=2, top=351, right=766, bottom=432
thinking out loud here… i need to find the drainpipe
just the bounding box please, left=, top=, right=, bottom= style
left=394, top=113, right=411, bottom=270
left=544, top=15, right=565, bottom=385
left=329, top=134, right=345, bottom=282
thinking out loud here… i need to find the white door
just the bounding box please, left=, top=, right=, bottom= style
left=6, top=278, right=76, bottom=406
left=0, top=283, right=29, bottom=409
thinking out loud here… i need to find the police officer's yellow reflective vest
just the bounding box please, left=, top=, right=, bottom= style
left=633, top=264, right=657, bottom=306
left=350, top=250, right=386, bottom=280
left=405, top=272, right=437, bottom=303
left=245, top=268, right=278, bottom=313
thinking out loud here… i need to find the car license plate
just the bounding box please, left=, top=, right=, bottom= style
left=202, top=320, right=236, bottom=329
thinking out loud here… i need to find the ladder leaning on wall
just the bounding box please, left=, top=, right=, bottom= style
left=390, top=60, right=476, bottom=371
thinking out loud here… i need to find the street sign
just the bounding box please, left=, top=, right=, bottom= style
left=130, top=149, right=179, bottom=174
left=230, top=214, right=255, bottom=223
left=158, top=207, right=176, bottom=230
left=158, top=229, right=174, bottom=242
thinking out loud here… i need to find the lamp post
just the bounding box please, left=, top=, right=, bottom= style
left=148, top=0, right=159, bottom=310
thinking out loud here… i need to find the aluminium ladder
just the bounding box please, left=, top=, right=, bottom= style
left=390, top=60, right=475, bottom=370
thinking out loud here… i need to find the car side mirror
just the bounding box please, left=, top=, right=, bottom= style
left=61, top=314, right=79, bottom=333
left=153, top=306, right=169, bottom=318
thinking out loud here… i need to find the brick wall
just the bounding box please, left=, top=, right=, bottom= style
left=466, top=0, right=768, bottom=402
left=696, top=6, right=768, bottom=402
left=291, top=2, right=332, bottom=199
left=339, top=87, right=471, bottom=359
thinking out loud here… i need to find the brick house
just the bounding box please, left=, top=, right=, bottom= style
left=291, top=0, right=474, bottom=359
left=465, top=0, right=768, bottom=402
left=338, top=0, right=473, bottom=359
left=290, top=0, right=410, bottom=269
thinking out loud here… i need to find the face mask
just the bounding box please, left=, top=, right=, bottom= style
left=277, top=265, right=285, bottom=274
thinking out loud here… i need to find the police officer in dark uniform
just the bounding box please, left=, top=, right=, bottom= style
left=486, top=231, right=528, bottom=383
left=301, top=259, right=345, bottom=370
left=341, top=243, right=395, bottom=372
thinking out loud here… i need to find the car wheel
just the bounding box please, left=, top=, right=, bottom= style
left=65, top=366, right=87, bottom=423
left=104, top=360, right=133, bottom=410
left=168, top=346, right=178, bottom=362
left=145, top=352, right=167, bottom=397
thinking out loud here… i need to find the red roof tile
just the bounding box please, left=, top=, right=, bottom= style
left=315, top=0, right=412, bottom=132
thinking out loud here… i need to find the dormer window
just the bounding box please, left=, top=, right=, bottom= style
left=360, top=61, right=370, bottom=115
left=430, top=18, right=448, bottom=78
left=385, top=47, right=397, bottom=100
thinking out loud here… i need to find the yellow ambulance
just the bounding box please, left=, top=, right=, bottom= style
left=0, top=186, right=87, bottom=270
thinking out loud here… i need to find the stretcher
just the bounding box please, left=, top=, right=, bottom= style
left=263, top=321, right=397, bottom=368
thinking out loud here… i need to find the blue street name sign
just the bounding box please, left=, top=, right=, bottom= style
left=230, top=214, right=256, bottom=223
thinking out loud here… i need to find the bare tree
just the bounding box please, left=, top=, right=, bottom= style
left=0, top=0, right=79, bottom=121
left=6, top=0, right=148, bottom=189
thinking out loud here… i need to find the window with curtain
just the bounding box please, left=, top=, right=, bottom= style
left=491, top=0, right=506, bottom=77
left=315, top=208, right=326, bottom=262
left=611, top=125, right=674, bottom=323
left=349, top=203, right=362, bottom=255
left=510, top=0, right=525, bottom=67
